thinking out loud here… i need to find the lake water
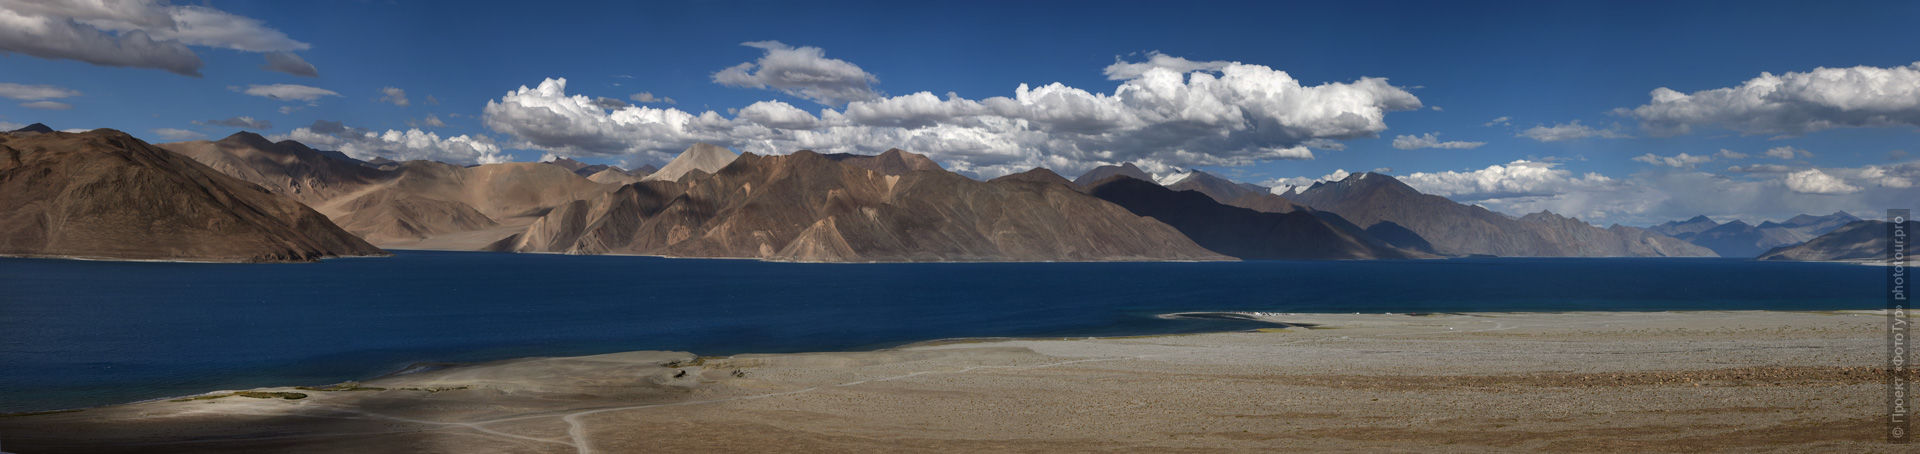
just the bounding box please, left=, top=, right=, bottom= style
left=0, top=251, right=1884, bottom=412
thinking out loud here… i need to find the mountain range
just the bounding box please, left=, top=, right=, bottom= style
left=1758, top=220, right=1914, bottom=263
left=1283, top=172, right=1714, bottom=257
left=1, top=126, right=383, bottom=262
left=5, top=124, right=1811, bottom=263
left=1647, top=212, right=1860, bottom=257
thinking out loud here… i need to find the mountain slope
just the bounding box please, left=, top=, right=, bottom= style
left=641, top=143, right=737, bottom=182
left=0, top=129, right=384, bottom=262
left=499, top=149, right=1227, bottom=262
left=1085, top=176, right=1418, bottom=260
left=1759, top=220, right=1915, bottom=262
left=1073, top=163, right=1152, bottom=187
left=821, top=148, right=943, bottom=175
left=165, top=133, right=615, bottom=247
left=1650, top=212, right=1863, bottom=257
left=1290, top=172, right=1713, bottom=257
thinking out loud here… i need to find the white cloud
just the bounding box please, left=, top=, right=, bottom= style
left=1725, top=163, right=1795, bottom=173
left=195, top=116, right=270, bottom=129
left=713, top=40, right=881, bottom=106
left=0, top=0, right=311, bottom=76
left=278, top=120, right=505, bottom=164
left=236, top=84, right=338, bottom=102
left=1391, top=132, right=1484, bottom=150
left=419, top=113, right=445, bottom=128
left=1783, top=169, right=1860, bottom=194
left=260, top=52, right=315, bottom=77
left=486, top=53, right=1418, bottom=177
left=0, top=82, right=80, bottom=100
left=1102, top=52, right=1230, bottom=80
left=1763, top=146, right=1812, bottom=159
left=1484, top=116, right=1511, bottom=127
left=1517, top=120, right=1629, bottom=142
left=150, top=127, right=201, bottom=140
left=1626, top=62, right=1920, bottom=136
left=1631, top=152, right=1713, bottom=168
left=20, top=100, right=71, bottom=110
left=1714, top=149, right=1748, bottom=160
left=377, top=86, right=408, bottom=106
left=1401, top=160, right=1615, bottom=201
left=629, top=92, right=675, bottom=104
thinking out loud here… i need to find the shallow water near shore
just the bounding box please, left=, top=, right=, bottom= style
left=0, top=251, right=1883, bottom=412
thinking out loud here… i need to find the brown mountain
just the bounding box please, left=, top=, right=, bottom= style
left=1085, top=175, right=1420, bottom=260
left=0, top=129, right=384, bottom=262
left=642, top=143, right=737, bottom=182
left=494, top=149, right=1226, bottom=262
left=821, top=148, right=943, bottom=175
left=1759, top=220, right=1914, bottom=262
left=1287, top=172, right=1713, bottom=257
left=164, top=133, right=616, bottom=248
left=544, top=157, right=621, bottom=177
left=989, top=168, right=1074, bottom=186
left=627, top=163, right=659, bottom=178
left=1164, top=170, right=1303, bottom=214
left=1073, top=163, right=1152, bottom=187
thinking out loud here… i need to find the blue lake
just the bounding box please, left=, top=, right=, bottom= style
left=0, top=251, right=1885, bottom=412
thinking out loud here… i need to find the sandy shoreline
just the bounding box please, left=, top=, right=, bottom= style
left=0, top=311, right=1901, bottom=453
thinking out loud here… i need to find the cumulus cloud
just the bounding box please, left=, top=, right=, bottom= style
left=1517, top=120, right=1630, bottom=142
left=1763, top=146, right=1812, bottom=159
left=377, top=86, right=408, bottom=106
left=1626, top=62, right=1920, bottom=136
left=1405, top=158, right=1920, bottom=226
left=591, top=96, right=628, bottom=110
left=277, top=120, right=505, bottom=164
left=1715, top=149, right=1748, bottom=160
left=0, top=82, right=80, bottom=100
left=195, top=115, right=270, bottom=129
left=418, top=113, right=445, bottom=128
left=1102, top=52, right=1230, bottom=80
left=712, top=40, right=881, bottom=106
left=235, top=83, right=337, bottom=102
left=0, top=0, right=311, bottom=76
left=629, top=92, right=675, bottom=104
left=21, top=100, right=71, bottom=110
left=1391, top=132, right=1484, bottom=150
left=1783, top=169, right=1860, bottom=194
left=487, top=54, right=1418, bottom=177
left=260, top=51, right=315, bottom=77
left=1631, top=152, right=1714, bottom=168
left=1401, top=160, right=1615, bottom=201
left=150, top=127, right=200, bottom=140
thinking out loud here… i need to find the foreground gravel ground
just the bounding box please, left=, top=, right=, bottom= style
left=0, top=311, right=1900, bottom=453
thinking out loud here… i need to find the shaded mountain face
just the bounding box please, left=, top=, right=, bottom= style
left=496, top=150, right=1227, bottom=262
left=989, top=168, right=1074, bottom=186
left=821, top=148, right=943, bottom=175
left=627, top=164, right=659, bottom=178
left=0, top=129, right=384, bottom=262
left=1649, top=215, right=1720, bottom=237
left=9, top=123, right=54, bottom=134
left=544, top=157, right=622, bottom=177
left=1165, top=171, right=1263, bottom=202
left=164, top=133, right=616, bottom=247
left=1073, top=163, right=1152, bottom=187
left=1290, top=173, right=1713, bottom=257
left=1085, top=175, right=1418, bottom=260
left=1759, top=220, right=1916, bottom=262
left=642, top=143, right=737, bottom=182
left=1651, top=211, right=1863, bottom=257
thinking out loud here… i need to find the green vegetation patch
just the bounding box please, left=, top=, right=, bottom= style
left=295, top=382, right=387, bottom=392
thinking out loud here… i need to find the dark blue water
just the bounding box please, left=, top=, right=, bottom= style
left=0, top=251, right=1883, bottom=412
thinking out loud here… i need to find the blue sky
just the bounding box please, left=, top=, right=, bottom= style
left=1, top=0, right=1916, bottom=225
